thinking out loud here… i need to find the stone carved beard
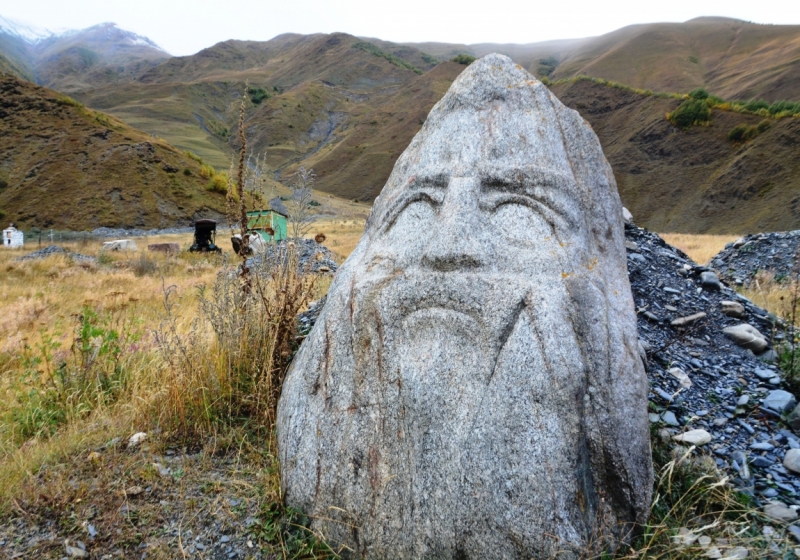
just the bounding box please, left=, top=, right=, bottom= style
left=347, top=267, right=597, bottom=556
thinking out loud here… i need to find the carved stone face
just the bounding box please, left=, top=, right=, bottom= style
left=277, top=54, right=653, bottom=559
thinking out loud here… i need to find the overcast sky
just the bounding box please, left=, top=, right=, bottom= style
left=4, top=0, right=800, bottom=56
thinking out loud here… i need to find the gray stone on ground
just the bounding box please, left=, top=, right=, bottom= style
left=671, top=312, right=706, bottom=328
left=784, top=449, right=800, bottom=474
left=699, top=271, right=721, bottom=291
left=763, top=501, right=799, bottom=523
left=720, top=300, right=745, bottom=318
left=277, top=53, right=653, bottom=559
left=723, top=323, right=768, bottom=354
left=763, top=390, right=797, bottom=414
left=788, top=404, right=800, bottom=434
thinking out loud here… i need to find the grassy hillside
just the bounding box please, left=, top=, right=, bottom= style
left=76, top=32, right=450, bottom=175
left=551, top=17, right=800, bottom=102
left=551, top=79, right=800, bottom=234
left=0, top=75, right=228, bottom=230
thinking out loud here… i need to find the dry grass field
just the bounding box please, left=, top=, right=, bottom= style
left=659, top=233, right=740, bottom=265
left=2, top=225, right=798, bottom=558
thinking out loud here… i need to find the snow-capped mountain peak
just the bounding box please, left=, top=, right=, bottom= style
left=0, top=15, right=53, bottom=43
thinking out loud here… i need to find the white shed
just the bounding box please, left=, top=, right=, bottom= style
left=2, top=225, right=23, bottom=248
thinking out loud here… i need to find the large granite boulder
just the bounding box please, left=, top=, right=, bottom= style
left=277, top=54, right=653, bottom=558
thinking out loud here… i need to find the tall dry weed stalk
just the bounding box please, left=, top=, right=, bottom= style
left=153, top=246, right=316, bottom=446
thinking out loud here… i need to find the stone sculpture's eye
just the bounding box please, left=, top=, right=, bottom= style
left=382, top=188, right=443, bottom=233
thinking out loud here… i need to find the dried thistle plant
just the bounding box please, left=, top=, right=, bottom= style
left=285, top=167, right=317, bottom=239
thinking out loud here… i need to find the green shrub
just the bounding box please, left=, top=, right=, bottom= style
left=668, top=98, right=712, bottom=128
left=183, top=168, right=192, bottom=176
left=55, top=95, right=84, bottom=109
left=451, top=54, right=477, bottom=65
left=421, top=52, right=439, bottom=65
left=249, top=86, right=271, bottom=105
left=744, top=99, right=769, bottom=112
left=728, top=120, right=771, bottom=143
left=769, top=100, right=798, bottom=115
left=185, top=151, right=203, bottom=163
left=354, top=41, right=423, bottom=74
left=728, top=124, right=749, bottom=142
left=537, top=56, right=558, bottom=77
left=688, top=87, right=709, bottom=100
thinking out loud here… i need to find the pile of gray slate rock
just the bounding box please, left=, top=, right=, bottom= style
left=711, top=230, right=800, bottom=286
left=15, top=245, right=96, bottom=263
left=626, top=220, right=800, bottom=525
left=244, top=238, right=338, bottom=275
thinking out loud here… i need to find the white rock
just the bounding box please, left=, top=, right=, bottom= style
left=784, top=449, right=800, bottom=474
left=726, top=547, right=749, bottom=559
left=277, top=53, right=653, bottom=558
left=622, top=206, right=634, bottom=225
left=722, top=324, right=768, bottom=354
left=763, top=501, right=799, bottom=523
left=128, top=432, right=148, bottom=447
left=102, top=239, right=137, bottom=251
left=65, top=545, right=88, bottom=558
left=705, top=546, right=722, bottom=558
left=669, top=367, right=692, bottom=388
left=672, top=429, right=712, bottom=446
left=673, top=527, right=698, bottom=547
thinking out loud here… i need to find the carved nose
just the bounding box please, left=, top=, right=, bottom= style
left=421, top=178, right=484, bottom=271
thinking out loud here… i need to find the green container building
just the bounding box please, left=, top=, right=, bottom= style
left=247, top=209, right=288, bottom=242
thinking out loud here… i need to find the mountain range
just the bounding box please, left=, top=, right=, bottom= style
left=1, top=14, right=799, bottom=232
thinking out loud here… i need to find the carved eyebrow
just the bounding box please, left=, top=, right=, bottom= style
left=408, top=173, right=448, bottom=190
left=377, top=175, right=447, bottom=235
left=479, top=167, right=579, bottom=232
left=479, top=167, right=571, bottom=191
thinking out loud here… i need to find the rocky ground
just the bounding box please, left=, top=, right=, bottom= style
left=711, top=230, right=800, bottom=286
left=244, top=239, right=339, bottom=276
left=627, top=221, right=800, bottom=532
left=0, top=435, right=287, bottom=560
left=15, top=245, right=96, bottom=263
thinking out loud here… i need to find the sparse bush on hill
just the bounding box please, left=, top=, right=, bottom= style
left=537, top=56, right=558, bottom=77
left=54, top=95, right=84, bottom=109
left=667, top=98, right=712, bottom=128
left=743, top=99, right=769, bottom=113
left=451, top=54, right=476, bottom=65
left=199, top=163, right=215, bottom=179
left=728, top=119, right=771, bottom=143
left=207, top=171, right=229, bottom=194
left=769, top=100, right=799, bottom=115
left=688, top=87, right=709, bottom=100
left=354, top=41, right=423, bottom=74
left=184, top=151, right=203, bottom=163
left=248, top=86, right=271, bottom=105
left=421, top=52, right=439, bottom=65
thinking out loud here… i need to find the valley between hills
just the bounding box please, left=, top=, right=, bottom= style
left=1, top=15, right=800, bottom=232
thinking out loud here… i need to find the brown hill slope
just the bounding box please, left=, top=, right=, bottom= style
left=552, top=18, right=800, bottom=102
left=75, top=32, right=444, bottom=170
left=0, top=75, right=227, bottom=230
left=551, top=79, right=800, bottom=234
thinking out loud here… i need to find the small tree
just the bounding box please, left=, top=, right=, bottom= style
left=284, top=167, right=317, bottom=239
